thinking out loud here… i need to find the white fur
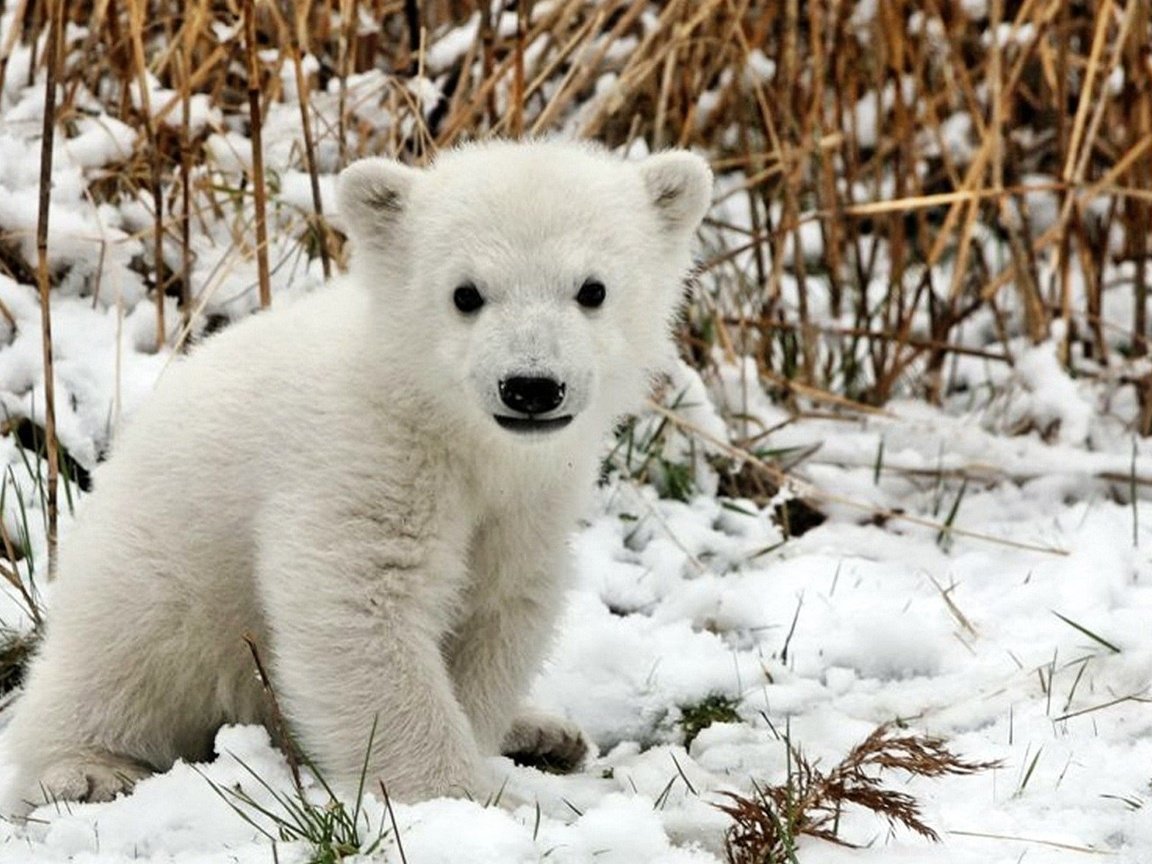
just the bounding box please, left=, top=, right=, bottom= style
left=1, top=140, right=712, bottom=811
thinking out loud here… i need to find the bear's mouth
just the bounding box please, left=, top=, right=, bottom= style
left=494, top=415, right=573, bottom=434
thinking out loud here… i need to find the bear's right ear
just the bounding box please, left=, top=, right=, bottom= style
left=638, top=151, right=713, bottom=239
left=336, top=158, right=422, bottom=249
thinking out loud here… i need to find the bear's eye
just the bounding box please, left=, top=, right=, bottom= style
left=576, top=279, right=606, bottom=309
left=453, top=283, right=485, bottom=314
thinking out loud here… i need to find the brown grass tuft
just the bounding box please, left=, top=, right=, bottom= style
left=718, top=724, right=1001, bottom=863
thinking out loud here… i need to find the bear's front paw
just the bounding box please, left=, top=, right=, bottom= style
left=35, top=753, right=152, bottom=805
left=501, top=711, right=590, bottom=774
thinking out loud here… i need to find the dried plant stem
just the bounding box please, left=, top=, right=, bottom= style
left=336, top=0, right=354, bottom=165
left=379, top=780, right=410, bottom=864
left=1053, top=0, right=1117, bottom=358
left=402, top=0, right=420, bottom=74
left=177, top=44, right=193, bottom=333
left=243, top=0, right=272, bottom=308
left=510, top=0, right=527, bottom=138
left=0, top=295, right=16, bottom=331
left=0, top=0, right=30, bottom=103
left=243, top=635, right=302, bottom=789
left=477, top=1, right=497, bottom=126
left=721, top=724, right=1000, bottom=862
left=948, top=829, right=1116, bottom=855
left=1126, top=2, right=1151, bottom=357
left=127, top=0, right=167, bottom=348
left=533, top=0, right=646, bottom=135
left=0, top=522, right=40, bottom=625
left=34, top=0, right=65, bottom=581
left=290, top=19, right=331, bottom=279
left=647, top=400, right=1069, bottom=556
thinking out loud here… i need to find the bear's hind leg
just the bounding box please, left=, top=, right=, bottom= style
left=20, top=751, right=153, bottom=808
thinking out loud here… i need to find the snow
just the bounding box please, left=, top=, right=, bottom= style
left=6, top=365, right=1150, bottom=861
left=61, top=116, right=137, bottom=169
left=742, top=49, right=775, bottom=86
left=2, top=423, right=1152, bottom=861
left=204, top=130, right=253, bottom=173
left=425, top=8, right=546, bottom=73
left=0, top=12, right=1150, bottom=864
left=1009, top=329, right=1094, bottom=446
left=128, top=74, right=221, bottom=132
left=959, top=0, right=989, bottom=19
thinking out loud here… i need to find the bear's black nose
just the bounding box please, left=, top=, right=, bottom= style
left=499, top=377, right=566, bottom=415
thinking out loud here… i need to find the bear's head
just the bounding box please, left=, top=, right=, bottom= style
left=337, top=140, right=711, bottom=449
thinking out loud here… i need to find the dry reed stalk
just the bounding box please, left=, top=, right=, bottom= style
left=756, top=319, right=1012, bottom=363
left=1125, top=1, right=1150, bottom=357
left=531, top=0, right=646, bottom=135
left=242, top=0, right=272, bottom=309
left=809, top=0, right=844, bottom=317
left=149, top=40, right=230, bottom=126
left=0, top=0, right=30, bottom=102
left=575, top=0, right=696, bottom=138
left=769, top=3, right=822, bottom=386
left=521, top=0, right=607, bottom=108
left=23, top=0, right=44, bottom=86
left=439, top=0, right=575, bottom=143
left=1003, top=206, right=1048, bottom=344
left=755, top=368, right=893, bottom=417
left=399, top=27, right=435, bottom=162
left=0, top=517, right=40, bottom=625
left=646, top=400, right=1069, bottom=555
left=509, top=0, right=528, bottom=139
left=34, top=0, right=66, bottom=580
left=477, top=0, right=496, bottom=127
left=177, top=40, right=192, bottom=334
left=973, top=122, right=1150, bottom=313
left=1063, top=5, right=1138, bottom=241
left=841, top=184, right=1058, bottom=217
left=243, top=635, right=302, bottom=788
left=290, top=5, right=331, bottom=279
left=988, top=0, right=1004, bottom=212
left=947, top=830, right=1120, bottom=856
left=651, top=29, right=675, bottom=150
left=336, top=0, right=356, bottom=166
left=402, top=0, right=421, bottom=74
left=1053, top=0, right=1070, bottom=174
left=1052, top=0, right=1114, bottom=359
left=524, top=0, right=626, bottom=138
left=127, top=0, right=167, bottom=349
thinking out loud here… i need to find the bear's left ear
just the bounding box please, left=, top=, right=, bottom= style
left=638, top=151, right=713, bottom=237
left=336, top=157, right=423, bottom=250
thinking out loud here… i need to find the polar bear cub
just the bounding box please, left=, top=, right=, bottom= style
left=1, top=140, right=712, bottom=810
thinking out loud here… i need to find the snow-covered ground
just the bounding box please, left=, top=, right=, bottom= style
left=2, top=351, right=1151, bottom=862
left=2, top=6, right=1151, bottom=863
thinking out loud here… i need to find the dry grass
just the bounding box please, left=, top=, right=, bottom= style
left=718, top=724, right=1001, bottom=863
left=2, top=1, right=1144, bottom=411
